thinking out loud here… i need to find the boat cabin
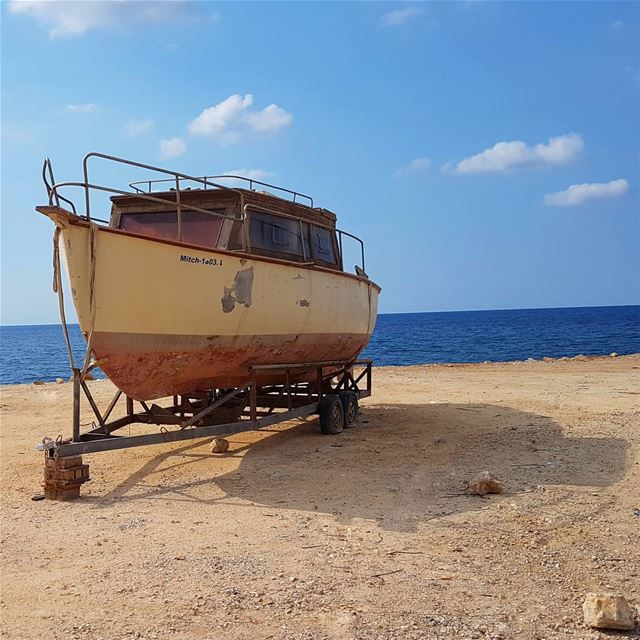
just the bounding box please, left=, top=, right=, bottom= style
left=109, top=187, right=343, bottom=271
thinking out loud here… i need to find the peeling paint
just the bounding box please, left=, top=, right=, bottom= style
left=221, top=286, right=235, bottom=313
left=297, top=299, right=310, bottom=307
left=221, top=267, right=254, bottom=313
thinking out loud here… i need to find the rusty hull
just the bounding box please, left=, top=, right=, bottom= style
left=93, top=332, right=370, bottom=400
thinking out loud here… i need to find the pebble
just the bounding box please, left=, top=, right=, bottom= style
left=209, top=437, right=230, bottom=454
left=582, top=592, right=635, bottom=630
left=466, top=471, right=503, bottom=496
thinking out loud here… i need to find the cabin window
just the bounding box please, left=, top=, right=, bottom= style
left=119, top=209, right=225, bottom=248
left=248, top=210, right=305, bottom=260
left=311, top=226, right=338, bottom=265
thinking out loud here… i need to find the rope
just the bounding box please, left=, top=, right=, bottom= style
left=80, top=222, right=99, bottom=377
left=52, top=227, right=76, bottom=370
left=52, top=221, right=99, bottom=379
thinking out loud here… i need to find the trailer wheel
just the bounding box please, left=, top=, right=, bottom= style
left=319, top=395, right=344, bottom=435
left=338, top=391, right=359, bottom=428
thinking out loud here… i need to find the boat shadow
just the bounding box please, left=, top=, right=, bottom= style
left=95, top=402, right=629, bottom=532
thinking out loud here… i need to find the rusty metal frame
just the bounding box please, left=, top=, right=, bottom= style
left=37, top=360, right=373, bottom=458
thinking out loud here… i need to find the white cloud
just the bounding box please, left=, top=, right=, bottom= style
left=543, top=179, right=629, bottom=207
left=8, top=0, right=199, bottom=39
left=245, top=104, right=293, bottom=133
left=452, top=133, right=583, bottom=174
left=160, top=137, right=186, bottom=159
left=123, top=118, right=155, bottom=139
left=222, top=169, right=274, bottom=181
left=65, top=103, right=97, bottom=113
left=188, top=94, right=292, bottom=144
left=188, top=94, right=254, bottom=138
left=381, top=6, right=425, bottom=27
left=395, top=157, right=431, bottom=176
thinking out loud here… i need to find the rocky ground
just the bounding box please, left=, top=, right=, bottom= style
left=1, top=355, right=639, bottom=639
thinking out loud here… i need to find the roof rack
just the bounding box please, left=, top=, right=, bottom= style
left=129, top=175, right=314, bottom=208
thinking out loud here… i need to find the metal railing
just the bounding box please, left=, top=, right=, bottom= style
left=42, top=152, right=367, bottom=274
left=129, top=174, right=314, bottom=208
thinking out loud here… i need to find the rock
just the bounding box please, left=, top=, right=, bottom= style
left=582, top=593, right=634, bottom=630
left=525, top=358, right=536, bottom=363
left=543, top=356, right=554, bottom=362
left=55, top=378, right=65, bottom=384
left=466, top=471, right=503, bottom=496
left=610, top=352, right=618, bottom=358
left=33, top=380, right=45, bottom=385
left=209, top=437, right=230, bottom=454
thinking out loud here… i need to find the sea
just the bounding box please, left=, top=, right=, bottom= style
left=0, top=305, right=638, bottom=385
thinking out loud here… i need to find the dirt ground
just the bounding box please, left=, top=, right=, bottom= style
left=1, top=356, right=639, bottom=640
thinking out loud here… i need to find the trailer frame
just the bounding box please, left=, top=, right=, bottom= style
left=37, top=359, right=373, bottom=459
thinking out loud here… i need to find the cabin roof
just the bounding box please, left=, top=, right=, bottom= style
left=110, top=187, right=337, bottom=227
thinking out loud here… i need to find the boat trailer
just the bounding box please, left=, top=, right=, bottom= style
left=37, top=359, right=373, bottom=500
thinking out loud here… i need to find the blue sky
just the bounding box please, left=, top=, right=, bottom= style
left=1, top=0, right=639, bottom=325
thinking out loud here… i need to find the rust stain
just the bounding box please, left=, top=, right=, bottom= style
left=221, top=266, right=254, bottom=313
left=92, top=331, right=368, bottom=400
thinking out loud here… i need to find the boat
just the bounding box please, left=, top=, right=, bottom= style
left=37, top=153, right=380, bottom=401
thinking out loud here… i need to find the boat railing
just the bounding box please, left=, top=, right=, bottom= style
left=42, top=153, right=367, bottom=274
left=129, top=175, right=314, bottom=208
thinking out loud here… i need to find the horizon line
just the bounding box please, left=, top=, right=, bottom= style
left=1, top=302, right=639, bottom=328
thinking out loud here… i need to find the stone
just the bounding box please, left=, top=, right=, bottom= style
left=209, top=437, right=230, bottom=454
left=467, top=471, right=503, bottom=496
left=582, top=593, right=635, bottom=630
left=610, top=352, right=618, bottom=358
left=55, top=378, right=65, bottom=384
left=543, top=356, right=554, bottom=362
left=33, top=380, right=45, bottom=385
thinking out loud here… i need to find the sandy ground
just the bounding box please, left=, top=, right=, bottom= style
left=1, top=356, right=639, bottom=640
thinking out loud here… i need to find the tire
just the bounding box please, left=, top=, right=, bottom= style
left=319, top=394, right=344, bottom=435
left=338, top=391, right=359, bottom=428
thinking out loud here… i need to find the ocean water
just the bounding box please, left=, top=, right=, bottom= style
left=0, top=305, right=638, bottom=385
left=362, top=305, right=639, bottom=366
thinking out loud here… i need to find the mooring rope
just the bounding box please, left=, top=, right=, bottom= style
left=80, top=222, right=99, bottom=377
left=52, top=221, right=99, bottom=379
left=52, top=227, right=76, bottom=370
